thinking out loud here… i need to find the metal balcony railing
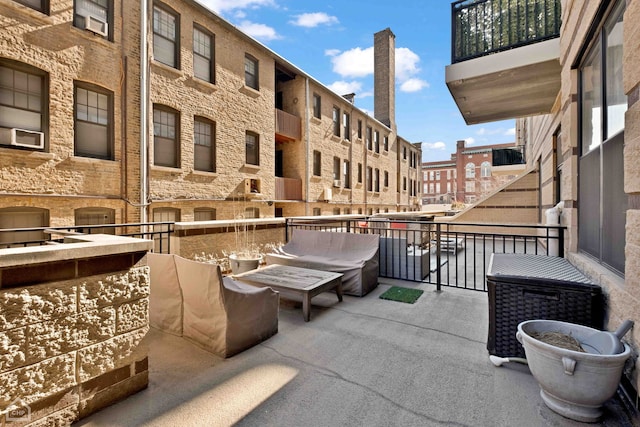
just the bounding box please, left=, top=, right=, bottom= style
left=451, top=0, right=561, bottom=63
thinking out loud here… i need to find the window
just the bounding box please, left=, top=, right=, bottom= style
left=333, top=157, right=340, bottom=183
left=429, top=183, right=434, bottom=194
left=374, top=168, right=380, bottom=192
left=74, top=0, right=111, bottom=39
left=244, top=54, right=259, bottom=90
left=153, top=207, right=179, bottom=253
left=313, top=208, right=321, bottom=216
left=333, top=208, right=340, bottom=215
left=312, top=93, right=321, bottom=119
left=436, top=183, right=441, bottom=194
left=75, top=207, right=115, bottom=234
left=343, top=111, right=350, bottom=140
left=357, top=163, right=363, bottom=183
left=403, top=177, right=407, bottom=191
left=245, top=131, right=259, bottom=165
left=357, top=119, right=362, bottom=139
left=435, top=171, right=440, bottom=180
left=481, top=161, right=491, bottom=177
left=153, top=105, right=179, bottom=168
left=366, top=166, right=372, bottom=191
left=244, top=207, right=259, bottom=219
left=366, top=126, right=372, bottom=150
left=0, top=61, right=46, bottom=149
left=75, top=83, right=112, bottom=159
left=447, top=169, right=451, bottom=179
left=194, top=117, right=215, bottom=172
left=153, top=4, right=179, bottom=68
left=383, top=135, right=388, bottom=151
left=343, top=160, right=350, bottom=189
left=15, top=0, right=48, bottom=14
left=0, top=207, right=48, bottom=247
left=403, top=146, right=407, bottom=160
left=374, top=130, right=379, bottom=153
left=447, top=182, right=451, bottom=193
left=579, top=0, right=626, bottom=274
left=194, top=208, right=216, bottom=221
left=193, top=26, right=214, bottom=83
left=384, top=171, right=389, bottom=187
left=332, top=106, right=340, bottom=137
left=465, top=163, right=475, bottom=178
left=428, top=171, right=434, bottom=181
left=313, top=150, right=321, bottom=176
left=465, top=181, right=475, bottom=193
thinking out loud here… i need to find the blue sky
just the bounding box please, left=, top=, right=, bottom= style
left=198, top=0, right=516, bottom=162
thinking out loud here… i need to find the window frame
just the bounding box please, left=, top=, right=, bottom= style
left=245, top=130, right=260, bottom=166
left=193, top=116, right=215, bottom=172
left=194, top=207, right=216, bottom=221
left=343, top=111, right=350, bottom=141
left=343, top=159, right=350, bottom=189
left=14, top=0, right=49, bottom=14
left=313, top=150, right=321, bottom=176
left=193, top=25, right=215, bottom=83
left=74, top=81, right=114, bottom=160
left=332, top=106, right=340, bottom=137
left=153, top=3, right=180, bottom=69
left=244, top=53, right=259, bottom=90
left=312, top=93, right=321, bottom=119
left=0, top=59, right=48, bottom=151
left=73, top=0, right=113, bottom=41
left=153, top=104, right=180, bottom=168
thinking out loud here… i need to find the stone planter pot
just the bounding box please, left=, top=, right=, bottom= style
left=229, top=253, right=262, bottom=274
left=517, top=320, right=631, bottom=423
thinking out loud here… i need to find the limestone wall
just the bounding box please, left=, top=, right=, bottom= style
left=0, top=235, right=152, bottom=424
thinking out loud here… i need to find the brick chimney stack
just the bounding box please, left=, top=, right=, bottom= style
left=374, top=28, right=396, bottom=132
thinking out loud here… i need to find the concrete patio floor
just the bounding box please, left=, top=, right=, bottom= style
left=77, top=278, right=637, bottom=427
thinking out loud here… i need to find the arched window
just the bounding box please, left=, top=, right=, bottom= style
left=75, top=207, right=115, bottom=234
left=481, top=161, right=491, bottom=177
left=0, top=207, right=49, bottom=247
left=465, top=163, right=475, bottom=178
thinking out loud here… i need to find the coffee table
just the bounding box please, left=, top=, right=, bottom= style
left=232, top=264, right=343, bottom=321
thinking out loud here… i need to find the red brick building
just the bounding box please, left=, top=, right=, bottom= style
left=422, top=140, right=524, bottom=205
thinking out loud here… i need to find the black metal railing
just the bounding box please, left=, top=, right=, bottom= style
left=451, top=0, right=561, bottom=63
left=285, top=217, right=565, bottom=292
left=0, top=222, right=174, bottom=253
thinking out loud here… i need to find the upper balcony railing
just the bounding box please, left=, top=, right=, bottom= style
left=275, top=109, right=302, bottom=142
left=451, top=0, right=561, bottom=63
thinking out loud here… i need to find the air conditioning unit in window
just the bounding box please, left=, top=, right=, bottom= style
left=333, top=180, right=341, bottom=188
left=243, top=178, right=261, bottom=196
left=0, top=128, right=44, bottom=149
left=322, top=188, right=332, bottom=202
left=84, top=15, right=108, bottom=37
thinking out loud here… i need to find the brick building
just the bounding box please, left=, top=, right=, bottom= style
left=0, top=2, right=422, bottom=242
left=422, top=140, right=524, bottom=205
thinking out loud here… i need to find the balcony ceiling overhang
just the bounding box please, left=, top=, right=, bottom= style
left=446, top=39, right=561, bottom=125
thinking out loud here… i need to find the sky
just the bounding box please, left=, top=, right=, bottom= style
left=197, top=0, right=516, bottom=162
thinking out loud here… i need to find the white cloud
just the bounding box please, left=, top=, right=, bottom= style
left=290, top=12, right=338, bottom=28
left=327, top=46, right=428, bottom=93
left=423, top=141, right=447, bottom=150
left=328, top=47, right=374, bottom=78
left=505, top=127, right=516, bottom=136
left=465, top=137, right=476, bottom=145
left=327, top=80, right=363, bottom=95
left=476, top=128, right=487, bottom=135
left=237, top=21, right=281, bottom=41
left=400, top=78, right=429, bottom=93
left=198, top=0, right=276, bottom=13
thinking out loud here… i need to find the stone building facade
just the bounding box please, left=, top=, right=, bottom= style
left=422, top=140, right=523, bottom=205
left=0, top=1, right=421, bottom=243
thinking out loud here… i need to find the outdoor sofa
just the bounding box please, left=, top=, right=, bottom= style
left=147, top=253, right=279, bottom=358
left=265, top=229, right=380, bottom=297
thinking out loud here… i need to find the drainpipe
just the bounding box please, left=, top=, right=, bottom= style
left=140, top=0, right=149, bottom=224
left=304, top=77, right=310, bottom=216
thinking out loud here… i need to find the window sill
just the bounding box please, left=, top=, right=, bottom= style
left=151, top=164, right=182, bottom=174
left=191, top=169, right=218, bottom=178
left=311, top=175, right=322, bottom=181
left=187, top=77, right=218, bottom=94
left=239, top=85, right=260, bottom=98
left=71, top=156, right=118, bottom=164
left=372, top=151, right=380, bottom=157
left=341, top=138, right=351, bottom=146
left=242, top=163, right=261, bottom=172
left=330, top=134, right=342, bottom=143
left=150, top=60, right=183, bottom=78
left=310, top=117, right=322, bottom=125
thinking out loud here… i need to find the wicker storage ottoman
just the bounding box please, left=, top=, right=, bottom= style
left=487, top=254, right=603, bottom=358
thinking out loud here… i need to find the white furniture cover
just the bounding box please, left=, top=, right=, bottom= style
left=266, top=229, right=380, bottom=297
left=148, top=253, right=279, bottom=358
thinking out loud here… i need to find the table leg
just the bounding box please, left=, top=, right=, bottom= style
left=335, top=281, right=343, bottom=302
left=302, top=294, right=311, bottom=322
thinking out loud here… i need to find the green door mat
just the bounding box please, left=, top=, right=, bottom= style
left=379, top=286, right=424, bottom=304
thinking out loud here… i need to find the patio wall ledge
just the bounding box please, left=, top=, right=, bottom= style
left=0, top=234, right=152, bottom=425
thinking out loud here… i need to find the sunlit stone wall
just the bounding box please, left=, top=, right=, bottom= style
left=0, top=235, right=152, bottom=425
